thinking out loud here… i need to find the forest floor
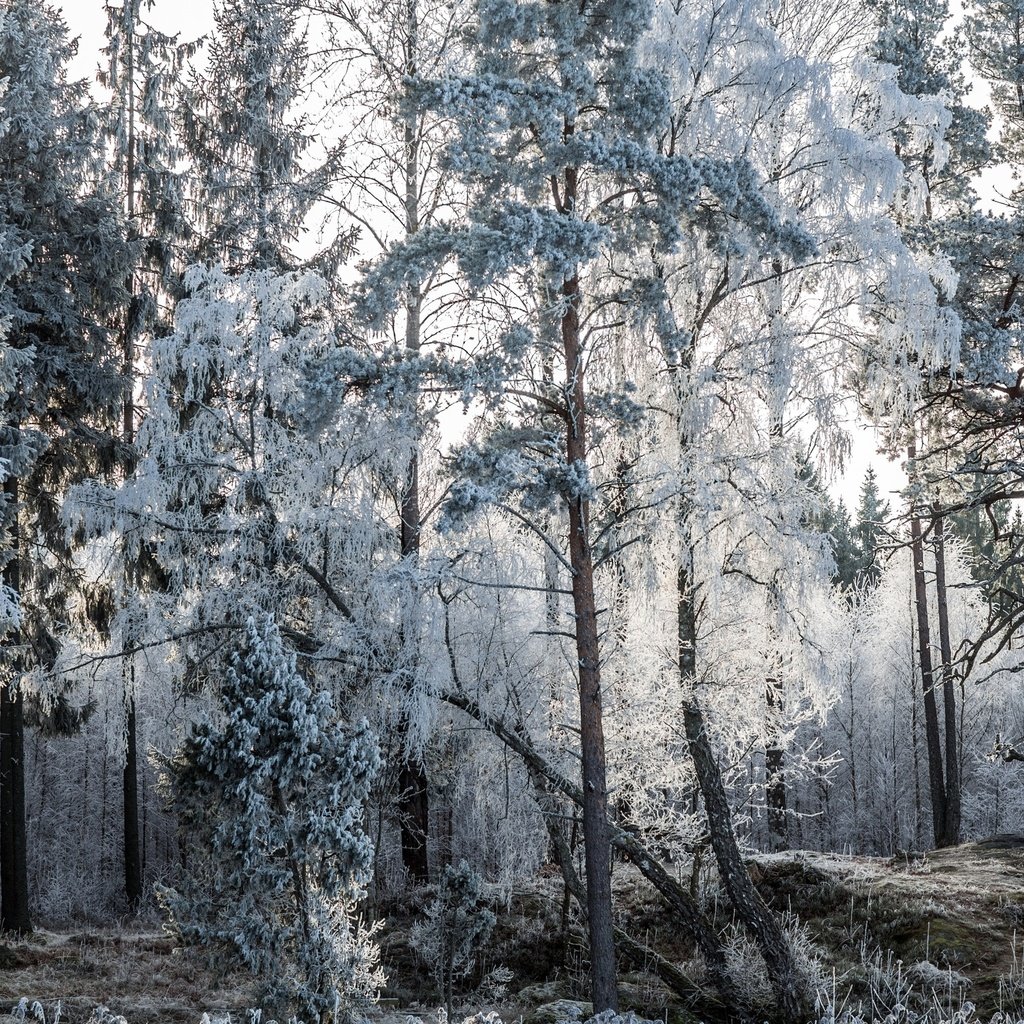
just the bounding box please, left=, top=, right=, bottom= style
left=3, top=838, right=1024, bottom=1024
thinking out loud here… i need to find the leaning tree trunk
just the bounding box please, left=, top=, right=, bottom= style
left=438, top=684, right=744, bottom=1014
left=933, top=509, right=960, bottom=846
left=529, top=760, right=734, bottom=1021
left=1, top=475, right=31, bottom=935
left=678, top=557, right=811, bottom=1023
left=907, top=441, right=948, bottom=848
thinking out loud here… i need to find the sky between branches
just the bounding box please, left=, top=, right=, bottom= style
left=54, top=0, right=910, bottom=509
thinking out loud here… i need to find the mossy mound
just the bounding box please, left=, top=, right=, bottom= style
left=750, top=838, right=1024, bottom=1016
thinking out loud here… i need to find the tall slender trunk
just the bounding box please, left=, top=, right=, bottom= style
left=561, top=265, right=617, bottom=1011
left=395, top=0, right=430, bottom=884
left=933, top=510, right=960, bottom=845
left=908, top=617, right=922, bottom=851
left=907, top=440, right=947, bottom=847
left=1, top=475, right=30, bottom=935
left=122, top=16, right=143, bottom=913
left=440, top=684, right=747, bottom=1013
left=556, top=123, right=616, bottom=1008
left=764, top=669, right=788, bottom=852
left=763, top=262, right=789, bottom=854
left=123, top=668, right=142, bottom=913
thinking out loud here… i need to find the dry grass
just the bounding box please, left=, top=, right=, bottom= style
left=0, top=928, right=258, bottom=1024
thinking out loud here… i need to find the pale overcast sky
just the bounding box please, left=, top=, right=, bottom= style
left=57, top=0, right=214, bottom=80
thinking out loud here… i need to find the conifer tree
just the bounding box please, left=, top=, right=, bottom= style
left=853, top=467, right=890, bottom=588
left=0, top=0, right=130, bottom=933
left=868, top=0, right=988, bottom=849
left=99, top=0, right=194, bottom=915
left=160, top=616, right=382, bottom=1024
left=832, top=499, right=859, bottom=591
left=180, top=0, right=339, bottom=272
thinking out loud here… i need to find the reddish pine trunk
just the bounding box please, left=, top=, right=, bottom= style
left=561, top=260, right=617, bottom=1011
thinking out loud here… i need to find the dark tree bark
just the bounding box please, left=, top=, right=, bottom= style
left=533, top=767, right=732, bottom=1021
left=933, top=510, right=961, bottom=845
left=908, top=441, right=948, bottom=847
left=122, top=58, right=143, bottom=912
left=123, top=682, right=142, bottom=913
left=553, top=119, right=617, bottom=1009
left=395, top=0, right=430, bottom=884
left=398, top=760, right=430, bottom=882
left=764, top=673, right=789, bottom=852
left=1, top=475, right=30, bottom=935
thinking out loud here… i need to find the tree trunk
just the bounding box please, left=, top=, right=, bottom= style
left=398, top=761, right=430, bottom=882
left=440, top=681, right=743, bottom=1016
left=534, top=767, right=732, bottom=1021
left=907, top=441, right=947, bottom=847
left=933, top=510, right=960, bottom=846
left=678, top=561, right=810, bottom=1023
left=121, top=20, right=144, bottom=913
left=556, top=119, right=616, bottom=1009
left=764, top=673, right=789, bottom=852
left=561, top=271, right=617, bottom=1011
left=1, top=475, right=30, bottom=935
left=395, top=0, right=430, bottom=884
left=123, top=684, right=143, bottom=913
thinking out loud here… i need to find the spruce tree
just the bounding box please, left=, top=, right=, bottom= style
left=853, top=467, right=890, bottom=589
left=179, top=0, right=338, bottom=273
left=832, top=499, right=858, bottom=591
left=100, top=0, right=195, bottom=915
left=0, top=0, right=130, bottom=933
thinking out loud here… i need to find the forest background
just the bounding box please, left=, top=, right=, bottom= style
left=4, top=0, right=1024, bottom=1022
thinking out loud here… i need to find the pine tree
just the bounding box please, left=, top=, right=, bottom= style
left=867, top=0, right=986, bottom=850
left=160, top=616, right=382, bottom=1024
left=360, top=0, right=815, bottom=1011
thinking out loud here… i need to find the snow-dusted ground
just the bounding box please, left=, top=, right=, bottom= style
left=7, top=842, right=1024, bottom=1024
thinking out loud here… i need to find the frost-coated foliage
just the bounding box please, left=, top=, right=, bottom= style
left=180, top=0, right=340, bottom=271
left=0, top=0, right=131, bottom=677
left=159, top=616, right=383, bottom=1024
left=358, top=0, right=819, bottom=531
